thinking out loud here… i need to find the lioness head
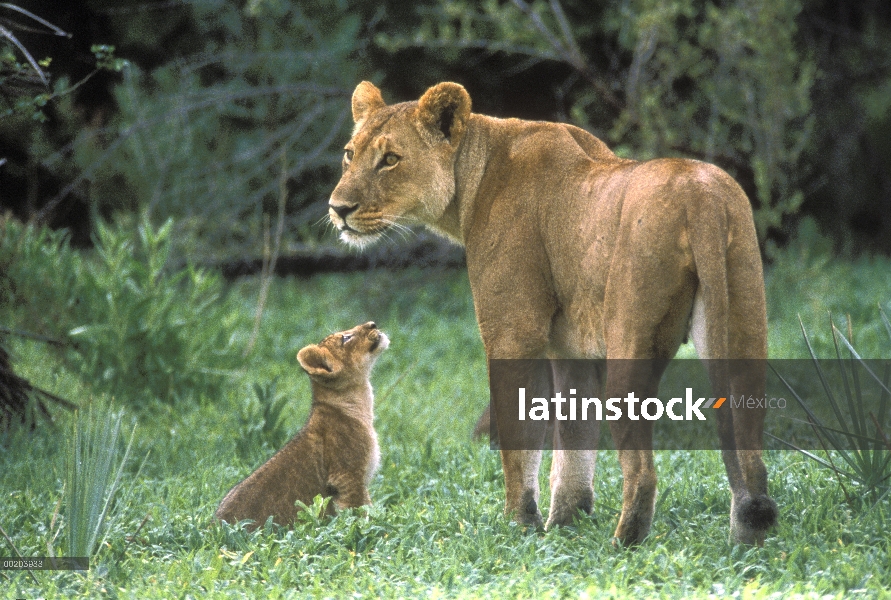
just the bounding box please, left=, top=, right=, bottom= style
left=328, top=81, right=471, bottom=248
left=296, top=322, right=388, bottom=390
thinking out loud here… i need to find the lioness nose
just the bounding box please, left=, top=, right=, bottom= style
left=330, top=203, right=359, bottom=220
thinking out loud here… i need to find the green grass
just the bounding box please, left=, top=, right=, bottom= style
left=2, top=240, right=890, bottom=597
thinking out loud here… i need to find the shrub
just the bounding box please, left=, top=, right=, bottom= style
left=0, top=216, right=242, bottom=404
left=235, top=380, right=291, bottom=462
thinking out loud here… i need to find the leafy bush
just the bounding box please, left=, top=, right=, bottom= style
left=235, top=380, right=291, bottom=461
left=64, top=0, right=374, bottom=261
left=0, top=216, right=241, bottom=404
left=68, top=218, right=240, bottom=402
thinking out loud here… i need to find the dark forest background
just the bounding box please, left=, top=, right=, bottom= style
left=1, top=0, right=890, bottom=262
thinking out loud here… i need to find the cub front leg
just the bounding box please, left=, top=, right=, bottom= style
left=327, top=473, right=372, bottom=512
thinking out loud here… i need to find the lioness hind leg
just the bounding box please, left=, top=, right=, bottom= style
left=722, top=364, right=777, bottom=545
left=612, top=447, right=657, bottom=545
left=605, top=360, right=664, bottom=546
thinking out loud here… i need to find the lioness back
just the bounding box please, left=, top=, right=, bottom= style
left=215, top=322, right=388, bottom=530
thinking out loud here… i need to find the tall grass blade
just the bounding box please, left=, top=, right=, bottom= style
left=880, top=304, right=891, bottom=342
left=798, top=316, right=849, bottom=437
left=877, top=364, right=891, bottom=454
left=0, top=4, right=70, bottom=37
left=764, top=433, right=853, bottom=477
left=831, top=324, right=891, bottom=397
left=831, top=315, right=863, bottom=442
left=780, top=309, right=891, bottom=506
left=0, top=23, right=47, bottom=85
left=65, top=404, right=136, bottom=558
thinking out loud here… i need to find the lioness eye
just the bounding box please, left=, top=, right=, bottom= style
left=344, top=149, right=354, bottom=163
left=381, top=153, right=399, bottom=167
left=341, top=334, right=353, bottom=345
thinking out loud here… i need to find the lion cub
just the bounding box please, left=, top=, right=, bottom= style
left=215, top=322, right=388, bottom=530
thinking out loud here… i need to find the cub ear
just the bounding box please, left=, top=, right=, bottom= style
left=416, top=82, right=471, bottom=146
left=297, top=345, right=342, bottom=379
left=352, top=81, right=386, bottom=128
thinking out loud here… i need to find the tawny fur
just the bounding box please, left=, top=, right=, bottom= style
left=328, top=82, right=776, bottom=545
left=215, top=322, right=387, bottom=530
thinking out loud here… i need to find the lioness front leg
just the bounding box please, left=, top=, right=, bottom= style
left=501, top=449, right=545, bottom=528
left=490, top=357, right=551, bottom=527
left=545, top=361, right=601, bottom=529
left=546, top=449, right=596, bottom=529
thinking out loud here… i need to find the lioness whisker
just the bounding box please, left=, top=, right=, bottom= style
left=381, top=215, right=416, bottom=239
left=381, top=220, right=414, bottom=242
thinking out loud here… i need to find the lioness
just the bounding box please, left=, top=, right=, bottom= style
left=328, top=81, right=777, bottom=545
left=215, top=322, right=387, bottom=530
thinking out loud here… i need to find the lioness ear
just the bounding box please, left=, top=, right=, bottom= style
left=297, top=345, right=342, bottom=379
left=352, top=81, right=385, bottom=128
left=417, top=82, right=471, bottom=146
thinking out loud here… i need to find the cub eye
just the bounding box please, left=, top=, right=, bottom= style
left=380, top=153, right=399, bottom=168
left=344, top=149, right=354, bottom=163
left=341, top=334, right=353, bottom=345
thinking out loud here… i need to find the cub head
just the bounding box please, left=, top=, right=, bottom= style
left=296, top=322, right=389, bottom=390
left=328, top=81, right=472, bottom=248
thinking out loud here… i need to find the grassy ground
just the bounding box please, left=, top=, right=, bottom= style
left=2, top=240, right=891, bottom=597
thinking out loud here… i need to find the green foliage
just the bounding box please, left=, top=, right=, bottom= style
left=0, top=9, right=125, bottom=122
left=4, top=0, right=891, bottom=256
left=380, top=0, right=815, bottom=240
left=68, top=0, right=374, bottom=261
left=0, top=216, right=83, bottom=328
left=0, top=217, right=241, bottom=404
left=0, top=3, right=66, bottom=89
left=772, top=311, right=891, bottom=507
left=62, top=403, right=139, bottom=559
left=235, top=380, right=291, bottom=461
left=614, top=0, right=813, bottom=236
left=67, top=218, right=239, bottom=402
left=89, top=44, right=126, bottom=73
left=2, top=261, right=891, bottom=596
left=764, top=218, right=891, bottom=358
